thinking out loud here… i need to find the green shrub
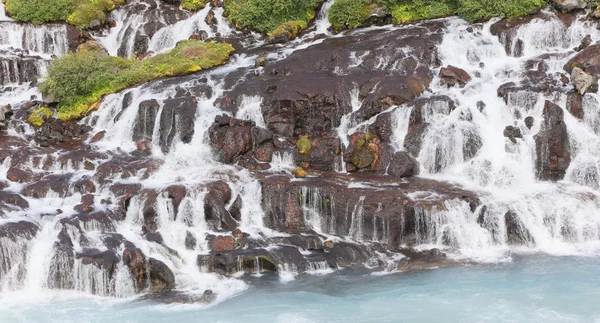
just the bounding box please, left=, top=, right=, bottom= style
left=4, top=0, right=76, bottom=24
left=329, top=0, right=548, bottom=30
left=328, top=0, right=375, bottom=30
left=456, top=0, right=548, bottom=22
left=389, top=0, right=457, bottom=23
left=182, top=0, right=207, bottom=11
left=224, top=0, right=320, bottom=34
left=40, top=40, right=235, bottom=120
left=4, top=0, right=125, bottom=28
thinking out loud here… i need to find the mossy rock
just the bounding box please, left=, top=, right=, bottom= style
left=293, top=167, right=308, bottom=178
left=296, top=136, right=312, bottom=155
left=28, top=107, right=53, bottom=127
left=41, top=40, right=235, bottom=121
left=182, top=0, right=207, bottom=11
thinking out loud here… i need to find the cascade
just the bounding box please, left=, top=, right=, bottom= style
left=2, top=1, right=600, bottom=308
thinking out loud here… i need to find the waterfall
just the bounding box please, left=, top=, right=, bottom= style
left=0, top=22, right=68, bottom=57
left=4, top=0, right=600, bottom=306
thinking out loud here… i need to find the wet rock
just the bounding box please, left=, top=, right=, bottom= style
left=210, top=235, right=236, bottom=252
left=503, top=125, right=523, bottom=143
left=148, top=258, right=176, bottom=294
left=403, top=123, right=429, bottom=157
left=76, top=249, right=119, bottom=277
left=439, top=66, right=472, bottom=87
left=225, top=22, right=443, bottom=137
left=344, top=132, right=382, bottom=172
left=566, top=91, right=584, bottom=119
left=386, top=151, right=419, bottom=178
left=397, top=249, right=456, bottom=271
left=208, top=115, right=254, bottom=164
left=564, top=43, right=600, bottom=77
left=204, top=181, right=237, bottom=231
left=229, top=195, right=243, bottom=221
left=185, top=232, right=197, bottom=250
left=575, top=34, right=592, bottom=51
left=0, top=221, right=38, bottom=240
left=6, top=167, right=44, bottom=183
left=198, top=248, right=278, bottom=276
left=123, top=248, right=147, bottom=291
left=525, top=116, right=535, bottom=129
left=158, top=97, right=196, bottom=152
left=326, top=242, right=368, bottom=267
left=21, top=175, right=71, bottom=198
left=0, top=191, right=29, bottom=210
left=505, top=211, right=534, bottom=245
left=535, top=101, right=571, bottom=181
left=34, top=118, right=92, bottom=147
left=133, top=99, right=160, bottom=142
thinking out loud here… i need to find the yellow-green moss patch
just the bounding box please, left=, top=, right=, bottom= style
left=28, top=106, right=54, bottom=127
left=40, top=40, right=235, bottom=121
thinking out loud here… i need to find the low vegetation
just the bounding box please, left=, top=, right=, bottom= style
left=329, top=0, right=550, bottom=30
left=39, top=40, right=235, bottom=121
left=3, top=0, right=125, bottom=29
left=181, top=0, right=207, bottom=11
left=223, top=0, right=321, bottom=38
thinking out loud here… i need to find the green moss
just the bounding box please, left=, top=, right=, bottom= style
left=328, top=0, right=374, bottom=30
left=40, top=40, right=235, bottom=121
left=182, top=0, right=207, bottom=11
left=224, top=0, right=320, bottom=36
left=456, top=0, right=548, bottom=22
left=4, top=0, right=125, bottom=29
left=296, top=136, right=312, bottom=155
left=28, top=107, right=54, bottom=127
left=4, top=0, right=76, bottom=24
left=329, top=0, right=549, bottom=30
left=391, top=0, right=457, bottom=23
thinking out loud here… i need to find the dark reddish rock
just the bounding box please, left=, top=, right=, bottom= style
left=72, top=177, right=96, bottom=194
left=76, top=249, right=119, bottom=277
left=564, top=43, right=600, bottom=77
left=566, top=91, right=584, bottom=119
left=21, top=174, right=71, bottom=198
left=209, top=115, right=254, bottom=164
left=503, top=125, right=523, bottom=143
left=505, top=211, right=534, bottom=245
left=7, top=167, right=44, bottom=183
left=210, top=235, right=236, bottom=252
left=535, top=101, right=571, bottom=181
left=397, top=249, right=457, bottom=271
left=123, top=248, right=147, bottom=291
left=439, top=66, right=472, bottom=87
left=574, top=34, right=592, bottom=52
left=90, top=131, right=106, bottom=143
left=386, top=151, right=419, bottom=178
left=0, top=191, right=29, bottom=210
left=204, top=180, right=237, bottom=231
left=148, top=258, right=176, bottom=293
left=0, top=221, right=38, bottom=240
left=525, top=116, right=535, bottom=129
left=164, top=185, right=187, bottom=218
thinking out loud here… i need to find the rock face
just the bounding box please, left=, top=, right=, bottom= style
left=535, top=101, right=571, bottom=181
left=223, top=22, right=444, bottom=138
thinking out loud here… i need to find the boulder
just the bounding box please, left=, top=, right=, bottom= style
left=148, top=258, right=176, bottom=294
left=553, top=0, right=588, bottom=11
left=571, top=66, right=597, bottom=94
left=534, top=101, right=571, bottom=181
left=439, top=66, right=472, bottom=87
left=386, top=151, right=419, bottom=178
